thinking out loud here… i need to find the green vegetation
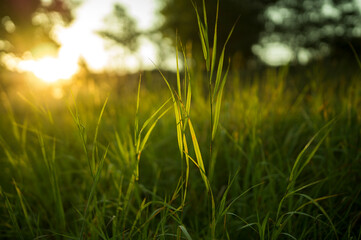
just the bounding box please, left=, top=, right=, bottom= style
left=1, top=3, right=361, bottom=239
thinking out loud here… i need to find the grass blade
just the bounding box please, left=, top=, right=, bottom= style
left=212, top=60, right=230, bottom=140
left=80, top=145, right=109, bottom=240
left=210, top=0, right=219, bottom=81
left=13, top=180, right=34, bottom=236
left=135, top=74, right=141, bottom=142
left=188, top=119, right=209, bottom=192
left=91, top=97, right=109, bottom=176
left=288, top=119, right=335, bottom=191
left=179, top=225, right=192, bottom=240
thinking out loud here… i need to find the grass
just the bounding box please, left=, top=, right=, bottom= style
left=1, top=2, right=361, bottom=239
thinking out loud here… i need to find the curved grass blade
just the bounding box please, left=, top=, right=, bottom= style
left=179, top=225, right=192, bottom=240
left=287, top=119, right=335, bottom=191
left=212, top=60, right=230, bottom=140
left=188, top=119, right=209, bottom=192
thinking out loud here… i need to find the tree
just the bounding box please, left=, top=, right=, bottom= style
left=0, top=0, right=74, bottom=58
left=97, top=4, right=140, bottom=53
left=158, top=0, right=275, bottom=65
left=260, top=0, right=361, bottom=63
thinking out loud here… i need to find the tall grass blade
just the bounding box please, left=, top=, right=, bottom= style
left=288, top=119, right=335, bottom=191
left=212, top=61, right=230, bottom=140
left=191, top=0, right=208, bottom=63
left=213, top=21, right=237, bottom=100
left=218, top=169, right=239, bottom=219
left=38, top=132, right=65, bottom=230
left=155, top=65, right=184, bottom=158
left=209, top=0, right=219, bottom=81
left=79, top=145, right=108, bottom=240
left=13, top=180, right=34, bottom=236
left=176, top=32, right=182, bottom=98
left=221, top=182, right=264, bottom=218
left=179, top=225, right=192, bottom=240
left=50, top=137, right=65, bottom=230
left=188, top=119, right=209, bottom=192
left=348, top=42, right=361, bottom=69
left=138, top=106, right=172, bottom=155
left=68, top=98, right=91, bottom=176
left=296, top=193, right=339, bottom=240
left=91, top=97, right=109, bottom=176
left=181, top=134, right=190, bottom=207
left=135, top=74, right=141, bottom=142
left=137, top=98, right=172, bottom=149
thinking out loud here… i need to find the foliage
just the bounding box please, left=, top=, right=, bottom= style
left=0, top=61, right=360, bottom=239
left=260, top=0, right=361, bottom=61
left=158, top=0, right=274, bottom=64
left=0, top=2, right=361, bottom=239
left=0, top=0, right=73, bottom=57
left=157, top=0, right=361, bottom=64
left=97, top=4, right=140, bottom=53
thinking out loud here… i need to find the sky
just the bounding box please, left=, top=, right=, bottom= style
left=12, top=0, right=162, bottom=83
left=54, top=0, right=160, bottom=71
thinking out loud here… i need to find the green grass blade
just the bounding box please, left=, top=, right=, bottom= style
left=139, top=106, right=172, bottom=155
left=288, top=119, right=335, bottom=191
left=79, top=145, right=108, bottom=240
left=191, top=0, right=208, bottom=62
left=137, top=98, right=171, bottom=152
left=176, top=32, right=182, bottom=98
left=295, top=127, right=333, bottom=180
left=154, top=65, right=184, bottom=158
left=179, top=225, right=192, bottom=240
left=68, top=99, right=91, bottom=176
left=188, top=119, right=209, bottom=192
left=213, top=19, right=237, bottom=99
left=212, top=60, right=230, bottom=140
left=202, top=0, right=207, bottom=30
left=13, top=180, right=34, bottom=236
left=218, top=169, right=239, bottom=219
left=182, top=134, right=190, bottom=208
left=136, top=104, right=171, bottom=180
left=51, top=138, right=65, bottom=230
left=276, top=179, right=326, bottom=221
left=91, top=97, right=109, bottom=176
left=296, top=193, right=339, bottom=240
left=210, top=0, right=219, bottom=82
left=138, top=98, right=171, bottom=140
left=348, top=42, right=361, bottom=69
left=222, top=182, right=264, bottom=217
left=135, top=74, right=141, bottom=142
left=129, top=198, right=147, bottom=237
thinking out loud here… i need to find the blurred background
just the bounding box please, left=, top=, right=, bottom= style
left=1, top=0, right=360, bottom=86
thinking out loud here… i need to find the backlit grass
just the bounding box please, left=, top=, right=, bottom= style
left=1, top=3, right=361, bottom=239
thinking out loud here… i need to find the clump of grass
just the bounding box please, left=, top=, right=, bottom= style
left=0, top=1, right=360, bottom=239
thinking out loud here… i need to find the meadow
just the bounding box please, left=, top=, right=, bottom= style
left=1, top=7, right=361, bottom=240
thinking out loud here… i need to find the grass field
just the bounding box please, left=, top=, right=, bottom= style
left=1, top=6, right=361, bottom=239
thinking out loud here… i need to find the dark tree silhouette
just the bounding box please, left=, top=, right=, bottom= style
left=261, top=0, right=361, bottom=63
left=100, top=0, right=361, bottom=67
left=0, top=0, right=74, bottom=57
left=158, top=0, right=275, bottom=64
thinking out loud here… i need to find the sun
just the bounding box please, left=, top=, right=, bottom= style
left=18, top=56, right=78, bottom=83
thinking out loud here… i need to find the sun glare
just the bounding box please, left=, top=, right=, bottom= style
left=18, top=56, right=78, bottom=83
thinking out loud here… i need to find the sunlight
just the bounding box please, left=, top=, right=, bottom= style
left=18, top=56, right=78, bottom=83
